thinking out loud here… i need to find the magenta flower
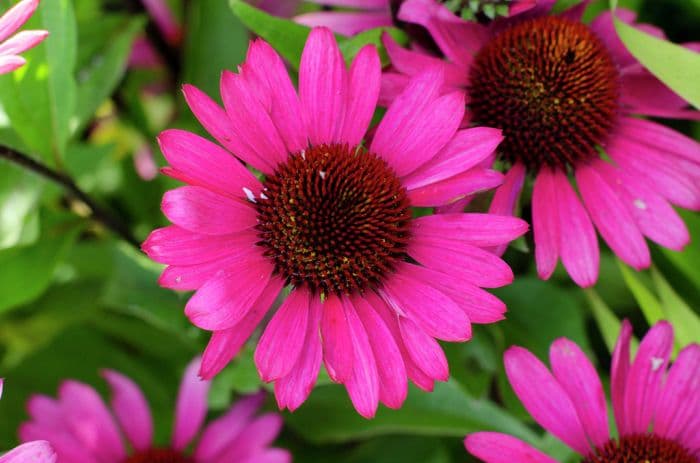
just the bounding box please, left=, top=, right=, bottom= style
left=142, top=27, right=527, bottom=417
left=20, top=359, right=290, bottom=463
left=0, top=0, right=48, bottom=74
left=383, top=0, right=700, bottom=287
left=0, top=379, right=56, bottom=463
left=465, top=320, right=700, bottom=463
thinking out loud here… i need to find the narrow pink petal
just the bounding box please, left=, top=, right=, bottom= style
left=295, top=11, right=391, bottom=36
left=397, top=316, right=449, bottom=381
left=157, top=129, right=261, bottom=199
left=653, top=344, right=700, bottom=441
left=0, top=29, right=47, bottom=55
left=465, top=432, right=559, bottom=463
left=412, top=213, right=528, bottom=248
left=220, top=71, right=289, bottom=169
left=182, top=84, right=275, bottom=174
left=238, top=449, right=291, bottom=463
left=0, top=54, right=25, bottom=74
left=352, top=296, right=407, bottom=409
left=255, top=290, right=310, bottom=382
left=18, top=424, right=90, bottom=463
left=299, top=27, right=347, bottom=145
left=576, top=162, right=650, bottom=270
left=101, top=370, right=153, bottom=451
left=678, top=413, right=700, bottom=455
left=615, top=117, right=700, bottom=164
left=407, top=237, right=514, bottom=289
left=195, top=392, right=265, bottom=461
left=549, top=338, right=609, bottom=449
left=552, top=169, right=599, bottom=287
left=403, top=127, right=503, bottom=190
left=243, top=39, right=307, bottom=154
left=200, top=279, right=284, bottom=379
left=620, top=71, right=689, bottom=116
left=339, top=44, right=380, bottom=146
left=379, top=72, right=411, bottom=107
left=382, top=270, right=471, bottom=341
left=184, top=257, right=274, bottom=331
left=0, top=0, right=39, bottom=43
left=343, top=298, right=380, bottom=419
left=487, top=163, right=527, bottom=255
left=142, top=0, right=182, bottom=45
left=172, top=357, right=211, bottom=451
left=373, top=87, right=465, bottom=177
left=611, top=319, right=633, bottom=435
left=532, top=168, right=560, bottom=280
left=504, top=347, right=590, bottom=455
left=304, top=0, right=387, bottom=7
left=162, top=186, right=257, bottom=235
left=0, top=441, right=57, bottom=463
left=408, top=168, right=504, bottom=207
left=274, top=295, right=323, bottom=412
left=320, top=294, right=354, bottom=382
left=622, top=320, right=673, bottom=435
left=220, top=413, right=283, bottom=459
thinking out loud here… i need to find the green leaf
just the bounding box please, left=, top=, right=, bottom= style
left=610, top=0, right=700, bottom=108
left=651, top=266, right=700, bottom=348
left=617, top=260, right=665, bottom=325
left=662, top=210, right=700, bottom=289
left=584, top=288, right=625, bottom=353
left=0, top=226, right=78, bottom=313
left=0, top=162, right=41, bottom=249
left=284, top=379, right=539, bottom=444
left=74, top=16, right=146, bottom=132
left=0, top=0, right=77, bottom=164
left=338, top=27, right=408, bottom=65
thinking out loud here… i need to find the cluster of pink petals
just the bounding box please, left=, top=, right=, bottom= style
left=466, top=320, right=700, bottom=462
left=20, top=359, right=290, bottom=463
left=381, top=0, right=700, bottom=287
left=0, top=379, right=56, bottom=463
left=143, top=27, right=528, bottom=417
left=0, top=0, right=48, bottom=74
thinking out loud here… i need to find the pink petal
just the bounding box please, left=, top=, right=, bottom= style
left=621, top=320, right=673, bottom=435
left=352, top=296, right=407, bottom=409
left=504, top=347, right=590, bottom=455
left=141, top=0, right=182, bottom=45
left=611, top=319, right=633, bottom=435
left=101, top=370, right=153, bottom=451
left=407, top=237, right=514, bottom=289
left=321, top=294, right=354, bottom=382
left=403, top=127, right=502, bottom=190
left=299, top=27, right=347, bottom=145
left=0, top=0, right=39, bottom=43
left=162, top=186, right=257, bottom=235
left=255, top=289, right=310, bottom=382
left=182, top=84, right=275, bottom=174
left=242, top=39, right=307, bottom=154
left=0, top=54, right=25, bottom=74
left=200, top=279, right=284, bottom=379
left=552, top=169, right=599, bottom=287
left=487, top=163, right=526, bottom=256
left=465, top=432, right=559, bottom=463
left=549, top=338, right=609, bottom=449
left=408, top=168, right=504, bottom=207
left=339, top=44, right=380, bottom=146
left=412, top=213, right=528, bottom=248
left=576, top=162, right=650, bottom=270
left=295, top=11, right=391, bottom=36
left=0, top=441, right=57, bottom=463
left=0, top=29, right=47, bottom=55
left=343, top=298, right=380, bottom=419
left=397, top=316, right=449, bottom=381
left=274, top=295, right=323, bottom=412
left=653, top=344, right=700, bottom=442
left=157, top=129, right=261, bottom=199
left=532, top=168, right=560, bottom=280
left=615, top=117, right=700, bottom=164
left=220, top=413, right=283, bottom=459
left=238, top=449, right=291, bottom=463
left=195, top=392, right=265, bottom=461
left=184, top=257, right=274, bottom=331
left=172, top=357, right=211, bottom=451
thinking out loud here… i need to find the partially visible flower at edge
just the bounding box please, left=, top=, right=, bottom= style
left=20, top=358, right=290, bottom=463
left=142, top=27, right=528, bottom=418
left=0, top=379, right=56, bottom=463
left=382, top=0, right=700, bottom=287
left=466, top=320, right=700, bottom=462
left=0, top=0, right=48, bottom=74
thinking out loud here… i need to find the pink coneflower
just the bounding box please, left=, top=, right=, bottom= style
left=20, top=358, right=290, bottom=463
left=142, top=27, right=528, bottom=417
left=0, top=0, right=48, bottom=74
left=465, top=320, right=700, bottom=463
left=294, top=0, right=536, bottom=36
left=0, top=379, right=56, bottom=463
left=383, top=0, right=700, bottom=287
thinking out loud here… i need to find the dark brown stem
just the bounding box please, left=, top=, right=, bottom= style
left=0, top=144, right=140, bottom=249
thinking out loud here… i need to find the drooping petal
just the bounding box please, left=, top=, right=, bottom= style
left=397, top=316, right=449, bottom=382
left=487, top=163, right=526, bottom=256
left=407, top=168, right=504, bottom=207
left=412, top=213, right=528, bottom=248
left=0, top=29, right=47, bottom=55
left=321, top=294, right=354, bottom=382
left=296, top=11, right=391, bottom=37
left=611, top=319, right=633, bottom=434
left=532, top=168, right=560, bottom=280
left=101, top=370, right=153, bottom=452
left=0, top=54, right=25, bottom=74
left=172, top=357, right=211, bottom=451
left=343, top=298, right=380, bottom=419
left=0, top=441, right=57, bottom=463
left=504, top=347, right=590, bottom=455
left=465, top=432, right=559, bottom=463
left=0, top=0, right=40, bottom=43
